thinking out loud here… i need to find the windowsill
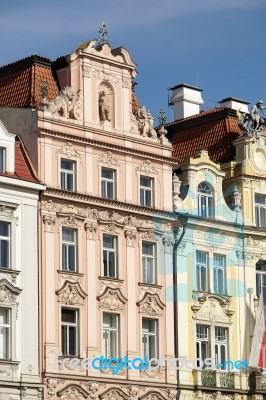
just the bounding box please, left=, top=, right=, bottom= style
left=0, top=359, right=19, bottom=365
left=57, top=270, right=84, bottom=277
left=138, top=282, right=162, bottom=289
left=193, top=290, right=231, bottom=297
left=98, top=276, right=124, bottom=283
left=0, top=268, right=20, bottom=275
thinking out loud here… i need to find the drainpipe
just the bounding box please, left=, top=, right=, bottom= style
left=173, top=214, right=188, bottom=393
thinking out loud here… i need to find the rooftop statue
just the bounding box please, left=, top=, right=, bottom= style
left=134, top=105, right=157, bottom=138
left=237, top=99, right=266, bottom=138
left=93, top=22, right=108, bottom=49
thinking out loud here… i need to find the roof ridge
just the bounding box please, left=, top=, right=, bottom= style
left=0, top=55, right=52, bottom=77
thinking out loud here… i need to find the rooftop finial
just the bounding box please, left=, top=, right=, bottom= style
left=93, top=22, right=108, bottom=49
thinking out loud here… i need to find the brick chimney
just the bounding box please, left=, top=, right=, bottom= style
left=169, top=83, right=203, bottom=121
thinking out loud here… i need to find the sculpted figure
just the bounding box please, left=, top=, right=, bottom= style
left=99, top=90, right=111, bottom=122
left=134, top=105, right=157, bottom=138
left=237, top=99, right=266, bottom=138
left=41, top=86, right=75, bottom=119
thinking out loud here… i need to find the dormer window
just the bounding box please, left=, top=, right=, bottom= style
left=0, top=147, right=6, bottom=173
left=198, top=182, right=213, bottom=218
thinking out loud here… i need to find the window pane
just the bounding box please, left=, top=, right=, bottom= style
left=62, top=244, right=67, bottom=270
left=0, top=240, right=9, bottom=269
left=142, top=243, right=153, bottom=256
left=149, top=334, right=157, bottom=359
left=110, top=330, right=117, bottom=358
left=61, top=160, right=74, bottom=171
left=0, top=222, right=9, bottom=237
left=103, top=236, right=114, bottom=249
left=61, top=325, right=68, bottom=355
left=67, top=174, right=74, bottom=190
left=68, top=245, right=76, bottom=271
left=145, top=191, right=152, bottom=206
left=69, top=326, right=77, bottom=356
left=107, top=182, right=114, bottom=199
left=62, top=228, right=74, bottom=242
left=108, top=252, right=116, bottom=278
left=0, top=148, right=5, bottom=173
left=102, top=169, right=114, bottom=179
left=140, top=177, right=152, bottom=188
left=62, top=309, right=76, bottom=323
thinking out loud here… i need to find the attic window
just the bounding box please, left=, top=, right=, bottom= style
left=0, top=148, right=6, bottom=173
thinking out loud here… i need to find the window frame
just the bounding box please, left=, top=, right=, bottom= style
left=255, top=194, right=266, bottom=228
left=196, top=325, right=209, bottom=368
left=198, top=182, right=213, bottom=218
left=213, top=254, right=226, bottom=295
left=196, top=251, right=208, bottom=292
left=140, top=175, right=154, bottom=208
left=101, top=167, right=116, bottom=200
left=142, top=317, right=158, bottom=360
left=61, top=227, right=78, bottom=272
left=61, top=308, right=79, bottom=357
left=215, top=327, right=228, bottom=371
left=102, top=234, right=118, bottom=279
left=256, top=261, right=266, bottom=298
left=0, top=147, right=6, bottom=174
left=142, top=241, right=156, bottom=284
left=0, top=221, right=11, bottom=269
left=102, top=312, right=120, bottom=359
left=60, top=159, right=76, bottom=192
left=0, top=307, right=11, bottom=360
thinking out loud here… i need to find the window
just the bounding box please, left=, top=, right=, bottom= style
left=213, top=254, right=226, bottom=295
left=255, top=194, right=266, bottom=228
left=61, top=160, right=75, bottom=191
left=101, top=168, right=116, bottom=199
left=0, top=148, right=5, bottom=173
left=103, top=235, right=117, bottom=278
left=0, top=221, right=10, bottom=269
left=196, top=325, right=209, bottom=367
left=61, top=308, right=78, bottom=356
left=0, top=308, right=10, bottom=359
left=142, top=242, right=156, bottom=284
left=256, top=261, right=266, bottom=298
left=140, top=176, right=153, bottom=207
left=62, top=228, right=77, bottom=272
left=196, top=251, right=208, bottom=291
left=198, top=182, right=213, bottom=218
left=102, top=313, right=119, bottom=359
left=215, top=328, right=228, bottom=370
left=142, top=318, right=158, bottom=360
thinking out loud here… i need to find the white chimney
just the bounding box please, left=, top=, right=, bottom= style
left=218, top=97, right=249, bottom=113
left=169, top=84, right=203, bottom=120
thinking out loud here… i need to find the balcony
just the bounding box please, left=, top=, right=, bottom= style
left=193, top=370, right=236, bottom=389
left=249, top=371, right=266, bottom=392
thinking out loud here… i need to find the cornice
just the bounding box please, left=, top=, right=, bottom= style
left=39, top=128, right=177, bottom=165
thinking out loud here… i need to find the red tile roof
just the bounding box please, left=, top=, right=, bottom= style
left=131, top=90, right=141, bottom=113
left=166, top=108, right=243, bottom=164
left=0, top=55, right=58, bottom=108
left=0, top=137, right=41, bottom=184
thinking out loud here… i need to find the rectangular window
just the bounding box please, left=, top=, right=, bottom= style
left=61, top=160, right=75, bottom=191
left=102, top=313, right=119, bottom=359
left=0, top=148, right=6, bottom=173
left=61, top=308, right=78, bottom=356
left=196, top=251, right=208, bottom=291
left=142, top=318, right=158, bottom=360
left=0, top=308, right=10, bottom=359
left=101, top=168, right=116, bottom=200
left=256, top=261, right=266, bottom=298
left=62, top=228, right=77, bottom=272
left=196, top=325, right=209, bottom=367
left=142, top=242, right=155, bottom=284
left=255, top=194, right=266, bottom=228
left=213, top=254, right=226, bottom=295
left=215, top=328, right=228, bottom=370
left=140, top=176, right=153, bottom=207
left=0, top=221, right=10, bottom=269
left=103, top=235, right=117, bottom=278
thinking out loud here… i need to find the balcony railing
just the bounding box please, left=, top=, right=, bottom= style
left=249, top=371, right=266, bottom=391
left=193, top=370, right=236, bottom=389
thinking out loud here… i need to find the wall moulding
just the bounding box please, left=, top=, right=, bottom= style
left=97, top=286, right=127, bottom=311
left=137, top=292, right=165, bottom=316
left=56, top=280, right=87, bottom=305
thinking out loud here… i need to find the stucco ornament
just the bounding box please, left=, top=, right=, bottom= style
left=237, top=99, right=266, bottom=138
left=58, top=385, right=88, bottom=400
left=173, top=173, right=184, bottom=211
left=41, top=86, right=83, bottom=120
left=56, top=281, right=87, bottom=305
left=100, top=389, right=129, bottom=400
left=134, top=105, right=157, bottom=138
left=97, top=287, right=127, bottom=311
left=137, top=292, right=165, bottom=316
left=0, top=279, right=21, bottom=304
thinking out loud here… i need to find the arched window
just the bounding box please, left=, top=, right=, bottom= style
left=198, top=182, right=213, bottom=218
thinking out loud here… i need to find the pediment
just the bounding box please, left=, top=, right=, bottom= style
left=140, top=391, right=168, bottom=400
left=56, top=280, right=87, bottom=305
left=137, top=292, right=165, bottom=316
left=0, top=279, right=21, bottom=304
left=58, top=385, right=88, bottom=400
left=97, top=287, right=127, bottom=311
left=194, top=298, right=231, bottom=323
left=100, top=388, right=129, bottom=400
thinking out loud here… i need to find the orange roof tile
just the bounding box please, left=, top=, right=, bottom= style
left=166, top=108, right=243, bottom=164
left=131, top=90, right=141, bottom=113
left=0, top=55, right=58, bottom=108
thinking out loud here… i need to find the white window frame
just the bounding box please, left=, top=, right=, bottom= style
left=196, top=325, right=209, bottom=367
left=213, top=254, right=226, bottom=295
left=142, top=318, right=158, bottom=360
left=0, top=221, right=10, bottom=269
left=0, top=147, right=6, bottom=173
left=103, top=235, right=118, bottom=278
left=61, top=228, right=77, bottom=272
left=255, top=194, right=266, bottom=228
left=0, top=307, right=11, bottom=360
left=256, top=261, right=266, bottom=298
left=215, top=327, right=228, bottom=370
left=140, top=176, right=154, bottom=207
left=60, top=159, right=75, bottom=191
left=142, top=242, right=156, bottom=284
left=102, top=313, right=119, bottom=359
left=198, top=182, right=213, bottom=218
left=101, top=168, right=116, bottom=200
left=196, top=251, right=208, bottom=292
left=61, top=308, right=79, bottom=356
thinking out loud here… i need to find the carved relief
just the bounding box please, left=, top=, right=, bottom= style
left=162, top=236, right=175, bottom=253
left=81, top=382, right=99, bottom=400
left=85, top=221, right=98, bottom=240
left=127, top=386, right=139, bottom=400
left=137, top=292, right=165, bottom=316
left=136, top=160, right=158, bottom=176
left=100, top=389, right=129, bottom=400
left=58, top=214, right=83, bottom=228
left=97, top=287, right=127, bottom=311
left=41, top=87, right=83, bottom=120
left=122, top=77, right=131, bottom=88
left=82, top=65, right=91, bottom=78
left=0, top=279, right=21, bottom=304
left=58, top=385, right=88, bottom=400
left=139, top=230, right=155, bottom=241
left=45, top=378, right=65, bottom=400
left=0, top=205, right=18, bottom=224
left=134, top=106, right=157, bottom=138
left=92, top=69, right=120, bottom=84
left=193, top=298, right=232, bottom=323
left=98, top=151, right=119, bottom=167
left=56, top=142, right=81, bottom=159
left=140, top=392, right=167, bottom=400
left=43, top=214, right=56, bottom=232
left=124, top=229, right=137, bottom=246
left=56, top=281, right=87, bottom=305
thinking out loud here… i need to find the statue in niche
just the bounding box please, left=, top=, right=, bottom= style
left=237, top=99, right=266, bottom=138
left=99, top=90, right=111, bottom=122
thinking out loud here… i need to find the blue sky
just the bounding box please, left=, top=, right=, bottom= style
left=0, top=0, right=265, bottom=123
